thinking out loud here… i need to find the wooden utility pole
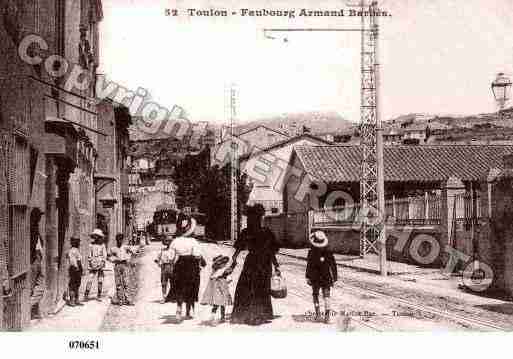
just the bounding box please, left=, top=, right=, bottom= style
left=229, top=84, right=238, bottom=243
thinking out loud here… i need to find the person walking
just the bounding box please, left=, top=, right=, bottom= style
left=84, top=229, right=107, bottom=301
left=108, top=233, right=135, bottom=306
left=66, top=237, right=84, bottom=307
left=169, top=213, right=205, bottom=322
left=229, top=204, right=281, bottom=326
left=306, top=231, right=338, bottom=324
left=155, top=235, right=174, bottom=304
left=200, top=254, right=232, bottom=325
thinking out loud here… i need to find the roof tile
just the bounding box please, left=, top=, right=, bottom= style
left=294, top=145, right=513, bottom=183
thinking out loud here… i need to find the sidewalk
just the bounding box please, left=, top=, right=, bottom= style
left=29, top=245, right=144, bottom=331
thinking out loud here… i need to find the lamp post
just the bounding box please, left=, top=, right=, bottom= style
left=491, top=72, right=512, bottom=120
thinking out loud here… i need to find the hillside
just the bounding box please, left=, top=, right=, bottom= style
left=234, top=111, right=353, bottom=135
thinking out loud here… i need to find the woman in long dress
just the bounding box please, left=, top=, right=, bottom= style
left=229, top=204, right=281, bottom=326
left=169, top=213, right=205, bottom=322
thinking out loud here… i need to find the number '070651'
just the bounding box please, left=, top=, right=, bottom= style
left=68, top=340, right=99, bottom=350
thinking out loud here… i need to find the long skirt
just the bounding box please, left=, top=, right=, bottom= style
left=170, top=255, right=200, bottom=304
left=230, top=252, right=274, bottom=325
left=200, top=278, right=232, bottom=307
left=111, top=262, right=132, bottom=305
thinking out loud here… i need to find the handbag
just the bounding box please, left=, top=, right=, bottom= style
left=270, top=274, right=287, bottom=299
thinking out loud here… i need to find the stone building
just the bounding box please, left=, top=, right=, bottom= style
left=95, top=99, right=132, bottom=247
left=0, top=0, right=104, bottom=330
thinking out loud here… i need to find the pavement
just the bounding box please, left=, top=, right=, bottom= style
left=100, top=242, right=347, bottom=332
left=29, top=245, right=144, bottom=331
left=28, top=241, right=513, bottom=332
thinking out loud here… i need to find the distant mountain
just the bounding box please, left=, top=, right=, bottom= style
left=234, top=111, right=353, bottom=136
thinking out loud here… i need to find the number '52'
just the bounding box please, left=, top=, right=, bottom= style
left=165, top=9, right=178, bottom=16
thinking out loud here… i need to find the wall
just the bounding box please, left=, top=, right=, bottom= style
left=241, top=137, right=328, bottom=212
left=134, top=191, right=175, bottom=231
left=475, top=166, right=513, bottom=296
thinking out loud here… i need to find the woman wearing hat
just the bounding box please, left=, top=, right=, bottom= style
left=200, top=254, right=232, bottom=324
left=169, top=212, right=206, bottom=321
left=306, top=231, right=338, bottom=323
left=229, top=204, right=281, bottom=326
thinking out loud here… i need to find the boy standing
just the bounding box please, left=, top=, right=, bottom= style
left=67, top=237, right=83, bottom=307
left=306, top=231, right=338, bottom=323
left=154, top=235, right=175, bottom=304
left=84, top=229, right=107, bottom=301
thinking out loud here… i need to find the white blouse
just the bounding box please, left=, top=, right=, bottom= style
left=169, top=236, right=201, bottom=257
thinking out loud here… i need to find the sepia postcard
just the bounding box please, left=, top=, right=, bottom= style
left=1, top=0, right=513, bottom=355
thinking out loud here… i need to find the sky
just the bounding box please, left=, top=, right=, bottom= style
left=99, top=0, right=513, bottom=124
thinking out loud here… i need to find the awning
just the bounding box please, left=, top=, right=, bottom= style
left=44, top=116, right=79, bottom=168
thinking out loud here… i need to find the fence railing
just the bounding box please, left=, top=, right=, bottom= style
left=311, top=194, right=444, bottom=227
left=453, top=192, right=483, bottom=227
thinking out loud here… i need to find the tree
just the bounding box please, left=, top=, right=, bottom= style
left=198, top=164, right=251, bottom=242
left=172, top=148, right=252, bottom=242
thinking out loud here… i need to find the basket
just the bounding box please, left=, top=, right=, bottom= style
left=270, top=274, right=287, bottom=299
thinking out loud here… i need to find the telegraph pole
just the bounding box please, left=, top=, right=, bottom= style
left=358, top=1, right=386, bottom=275
left=229, top=84, right=238, bottom=243
left=263, top=0, right=387, bottom=275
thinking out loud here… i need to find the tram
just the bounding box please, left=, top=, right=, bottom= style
left=152, top=204, right=206, bottom=240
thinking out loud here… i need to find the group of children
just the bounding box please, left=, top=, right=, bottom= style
left=66, top=229, right=136, bottom=307
left=154, top=230, right=338, bottom=325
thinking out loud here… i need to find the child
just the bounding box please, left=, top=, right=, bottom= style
left=84, top=229, right=107, bottom=301
left=67, top=237, right=84, bottom=307
left=108, top=233, right=135, bottom=305
left=306, top=231, right=338, bottom=323
left=154, top=235, right=175, bottom=304
left=200, top=255, right=232, bottom=324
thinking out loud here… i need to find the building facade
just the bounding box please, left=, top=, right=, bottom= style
left=0, top=0, right=129, bottom=330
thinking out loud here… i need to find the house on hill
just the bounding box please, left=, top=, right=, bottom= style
left=239, top=133, right=332, bottom=214
left=211, top=125, right=290, bottom=167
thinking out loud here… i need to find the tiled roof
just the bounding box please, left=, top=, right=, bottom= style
left=294, top=145, right=513, bottom=183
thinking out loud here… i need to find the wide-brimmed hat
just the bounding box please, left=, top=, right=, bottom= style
left=175, top=214, right=196, bottom=237
left=309, top=231, right=328, bottom=248
left=91, top=229, right=105, bottom=238
left=212, top=255, right=230, bottom=270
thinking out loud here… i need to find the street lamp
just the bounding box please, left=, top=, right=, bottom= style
left=491, top=72, right=512, bottom=117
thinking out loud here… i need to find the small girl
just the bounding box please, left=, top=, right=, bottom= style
left=200, top=254, right=233, bottom=324
left=306, top=231, right=338, bottom=323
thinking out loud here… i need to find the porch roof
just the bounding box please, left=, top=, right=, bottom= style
left=293, top=144, right=513, bottom=184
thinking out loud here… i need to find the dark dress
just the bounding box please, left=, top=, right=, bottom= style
left=169, top=255, right=201, bottom=304
left=306, top=247, right=338, bottom=288
left=231, top=227, right=279, bottom=325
